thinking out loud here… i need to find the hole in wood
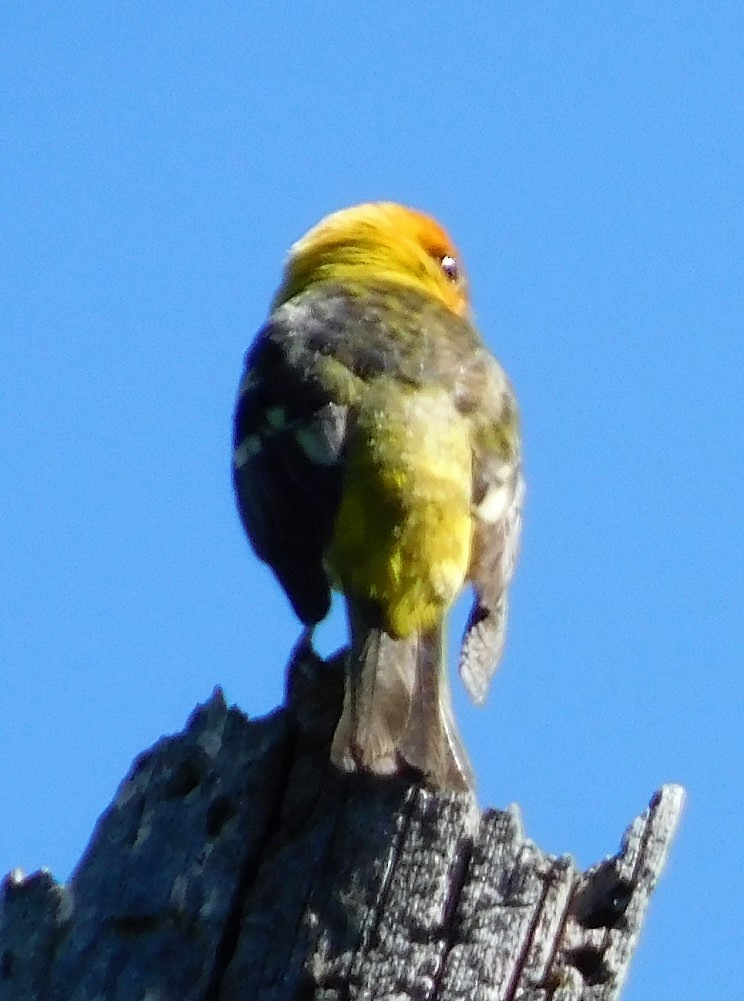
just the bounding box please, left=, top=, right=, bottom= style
left=206, top=795, right=237, bottom=837
left=162, top=754, right=207, bottom=799
left=567, top=945, right=611, bottom=985
left=573, top=865, right=633, bottom=929
left=1, top=950, right=14, bottom=979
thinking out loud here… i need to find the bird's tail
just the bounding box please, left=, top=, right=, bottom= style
left=330, top=598, right=474, bottom=791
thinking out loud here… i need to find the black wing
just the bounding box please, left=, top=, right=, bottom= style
left=232, top=319, right=347, bottom=625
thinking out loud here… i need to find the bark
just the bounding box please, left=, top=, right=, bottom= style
left=0, top=651, right=683, bottom=1001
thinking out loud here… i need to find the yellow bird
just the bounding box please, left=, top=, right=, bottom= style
left=233, top=203, right=523, bottom=790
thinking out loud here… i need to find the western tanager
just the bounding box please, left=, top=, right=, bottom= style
left=233, top=202, right=523, bottom=790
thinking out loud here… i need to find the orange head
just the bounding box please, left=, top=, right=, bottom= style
left=272, top=202, right=470, bottom=318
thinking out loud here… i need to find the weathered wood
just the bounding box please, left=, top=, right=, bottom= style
left=0, top=656, right=683, bottom=1001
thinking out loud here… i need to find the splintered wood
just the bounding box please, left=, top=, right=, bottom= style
left=0, top=689, right=683, bottom=1001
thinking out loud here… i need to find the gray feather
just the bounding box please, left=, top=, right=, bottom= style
left=332, top=599, right=474, bottom=791
left=459, top=468, right=525, bottom=704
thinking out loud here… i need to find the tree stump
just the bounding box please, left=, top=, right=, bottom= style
left=0, top=652, right=683, bottom=1001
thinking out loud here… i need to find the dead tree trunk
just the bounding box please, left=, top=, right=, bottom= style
left=0, top=653, right=683, bottom=1001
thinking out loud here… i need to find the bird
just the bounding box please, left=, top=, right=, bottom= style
left=232, top=202, right=523, bottom=790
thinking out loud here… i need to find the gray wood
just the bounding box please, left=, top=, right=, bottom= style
left=0, top=658, right=684, bottom=1001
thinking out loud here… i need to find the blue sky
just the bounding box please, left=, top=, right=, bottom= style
left=2, top=4, right=742, bottom=996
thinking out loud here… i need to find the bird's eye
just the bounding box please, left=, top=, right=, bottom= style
left=440, top=255, right=459, bottom=282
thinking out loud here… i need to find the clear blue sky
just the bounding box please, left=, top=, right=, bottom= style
left=2, top=5, right=741, bottom=997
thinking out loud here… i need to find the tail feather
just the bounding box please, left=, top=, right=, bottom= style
left=399, top=626, right=474, bottom=791
left=330, top=598, right=416, bottom=775
left=330, top=599, right=474, bottom=791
